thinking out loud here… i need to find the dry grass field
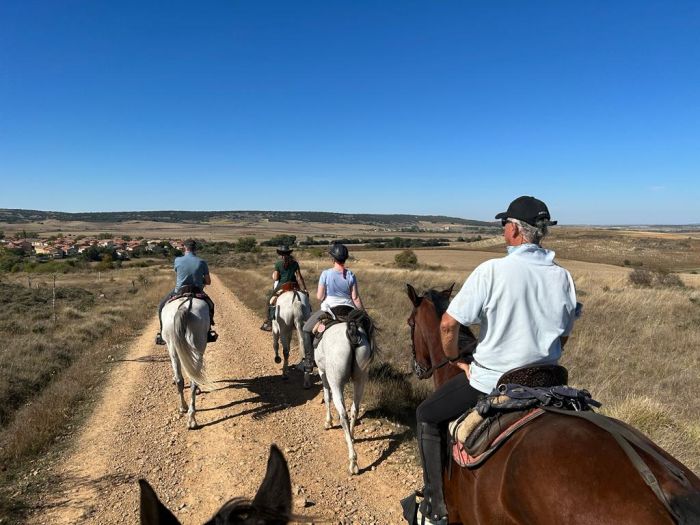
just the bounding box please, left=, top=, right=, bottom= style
left=218, top=239, right=700, bottom=474
left=0, top=266, right=172, bottom=516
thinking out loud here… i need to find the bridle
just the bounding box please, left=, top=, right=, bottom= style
left=408, top=308, right=452, bottom=380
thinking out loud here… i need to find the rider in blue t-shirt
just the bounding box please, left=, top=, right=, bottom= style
left=155, top=239, right=217, bottom=345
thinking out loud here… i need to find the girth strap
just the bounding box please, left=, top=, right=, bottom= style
left=544, top=407, right=689, bottom=523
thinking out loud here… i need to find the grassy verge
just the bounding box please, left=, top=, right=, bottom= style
left=0, top=267, right=171, bottom=520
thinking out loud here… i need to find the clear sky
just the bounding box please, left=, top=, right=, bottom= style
left=1, top=1, right=698, bottom=224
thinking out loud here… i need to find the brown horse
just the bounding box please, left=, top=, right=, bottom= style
left=406, top=284, right=700, bottom=525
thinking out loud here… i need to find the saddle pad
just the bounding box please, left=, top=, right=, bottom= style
left=167, top=292, right=208, bottom=304
left=451, top=408, right=545, bottom=468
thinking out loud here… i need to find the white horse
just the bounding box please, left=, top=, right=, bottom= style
left=272, top=290, right=311, bottom=382
left=161, top=297, right=211, bottom=429
left=315, top=321, right=374, bottom=475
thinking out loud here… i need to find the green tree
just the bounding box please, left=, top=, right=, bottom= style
left=235, top=237, right=258, bottom=253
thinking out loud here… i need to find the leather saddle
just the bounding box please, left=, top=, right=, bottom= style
left=450, top=364, right=598, bottom=468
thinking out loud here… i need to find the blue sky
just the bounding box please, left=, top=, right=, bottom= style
left=1, top=1, right=698, bottom=224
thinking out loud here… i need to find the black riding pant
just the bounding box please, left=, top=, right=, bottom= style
left=416, top=372, right=483, bottom=426
left=416, top=372, right=484, bottom=521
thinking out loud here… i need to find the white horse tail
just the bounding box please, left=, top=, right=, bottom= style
left=172, top=303, right=212, bottom=388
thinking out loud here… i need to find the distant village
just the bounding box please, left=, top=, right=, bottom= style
left=0, top=235, right=185, bottom=261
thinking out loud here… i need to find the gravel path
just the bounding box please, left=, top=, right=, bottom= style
left=30, top=274, right=421, bottom=524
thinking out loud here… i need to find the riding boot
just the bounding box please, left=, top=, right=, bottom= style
left=302, top=331, right=314, bottom=373
left=417, top=422, right=448, bottom=524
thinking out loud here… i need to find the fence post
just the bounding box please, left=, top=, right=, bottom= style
left=52, top=274, right=57, bottom=324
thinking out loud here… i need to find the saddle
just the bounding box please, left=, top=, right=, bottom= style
left=167, top=287, right=215, bottom=321
left=269, top=282, right=305, bottom=306
left=449, top=364, right=600, bottom=468
left=312, top=306, right=376, bottom=351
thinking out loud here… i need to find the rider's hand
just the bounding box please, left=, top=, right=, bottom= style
left=453, top=361, right=471, bottom=379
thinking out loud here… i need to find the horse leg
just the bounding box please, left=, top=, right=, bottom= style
left=350, top=373, right=367, bottom=437
left=168, top=348, right=187, bottom=414
left=272, top=329, right=281, bottom=365
left=187, top=380, right=198, bottom=429
left=281, top=331, right=291, bottom=380
left=330, top=383, right=358, bottom=475
left=319, top=370, right=333, bottom=430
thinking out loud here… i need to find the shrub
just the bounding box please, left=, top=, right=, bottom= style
left=235, top=237, right=258, bottom=253
left=395, top=249, right=418, bottom=269
left=656, top=272, right=685, bottom=288
left=629, top=268, right=654, bottom=287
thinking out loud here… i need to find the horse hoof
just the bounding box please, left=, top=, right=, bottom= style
left=274, top=356, right=282, bottom=364
left=188, top=419, right=198, bottom=430
left=179, top=407, right=187, bottom=414
left=349, top=463, right=359, bottom=475
left=324, top=421, right=332, bottom=430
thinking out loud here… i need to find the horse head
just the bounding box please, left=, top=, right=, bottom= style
left=406, top=283, right=476, bottom=388
left=139, top=445, right=293, bottom=524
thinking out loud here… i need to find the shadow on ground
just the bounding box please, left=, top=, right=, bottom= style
left=195, top=369, right=322, bottom=429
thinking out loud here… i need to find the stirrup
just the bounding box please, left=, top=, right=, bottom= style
left=207, top=330, right=218, bottom=343
left=260, top=320, right=272, bottom=332
left=155, top=333, right=165, bottom=346
left=416, top=508, right=447, bottom=525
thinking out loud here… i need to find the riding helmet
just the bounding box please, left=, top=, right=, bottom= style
left=328, top=243, right=349, bottom=263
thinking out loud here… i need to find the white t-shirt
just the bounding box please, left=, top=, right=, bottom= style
left=446, top=244, right=578, bottom=394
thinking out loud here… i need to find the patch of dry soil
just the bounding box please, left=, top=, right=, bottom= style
left=30, top=274, right=420, bottom=524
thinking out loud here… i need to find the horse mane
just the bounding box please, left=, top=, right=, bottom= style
left=206, top=498, right=293, bottom=524
left=423, top=288, right=478, bottom=352
left=424, top=289, right=451, bottom=317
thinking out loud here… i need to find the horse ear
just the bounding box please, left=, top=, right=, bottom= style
left=441, top=282, right=455, bottom=299
left=253, top=445, right=292, bottom=518
left=406, top=284, right=422, bottom=307
left=139, top=479, right=181, bottom=525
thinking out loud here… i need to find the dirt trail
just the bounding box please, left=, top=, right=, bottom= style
left=31, top=274, right=420, bottom=524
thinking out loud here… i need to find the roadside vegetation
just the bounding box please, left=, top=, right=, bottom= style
left=0, top=267, right=171, bottom=519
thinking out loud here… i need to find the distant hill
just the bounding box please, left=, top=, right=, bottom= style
left=0, top=208, right=494, bottom=227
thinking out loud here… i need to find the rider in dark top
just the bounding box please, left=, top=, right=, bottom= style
left=260, top=245, right=307, bottom=331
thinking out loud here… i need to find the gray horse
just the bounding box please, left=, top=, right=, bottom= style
left=272, top=290, right=311, bottom=381
left=315, top=321, right=374, bottom=475
left=161, top=297, right=211, bottom=429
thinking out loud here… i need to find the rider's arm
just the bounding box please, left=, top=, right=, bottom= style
left=440, top=312, right=461, bottom=360
left=350, top=282, right=364, bottom=310
left=560, top=336, right=569, bottom=349
left=203, top=274, right=211, bottom=286
left=317, top=283, right=326, bottom=301
left=272, top=270, right=280, bottom=281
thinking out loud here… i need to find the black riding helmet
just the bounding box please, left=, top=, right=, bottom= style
left=328, top=243, right=349, bottom=263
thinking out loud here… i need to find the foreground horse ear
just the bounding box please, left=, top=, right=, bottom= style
left=253, top=445, right=292, bottom=517
left=139, top=479, right=181, bottom=525
left=406, top=284, right=422, bottom=307
left=441, top=283, right=455, bottom=299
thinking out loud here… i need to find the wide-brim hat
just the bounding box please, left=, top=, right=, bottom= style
left=495, top=196, right=558, bottom=226
left=276, top=245, right=293, bottom=255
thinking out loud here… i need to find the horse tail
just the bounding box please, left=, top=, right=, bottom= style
left=172, top=301, right=212, bottom=388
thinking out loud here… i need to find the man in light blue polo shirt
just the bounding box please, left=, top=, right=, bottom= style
left=155, top=239, right=216, bottom=345
left=413, top=196, right=579, bottom=525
